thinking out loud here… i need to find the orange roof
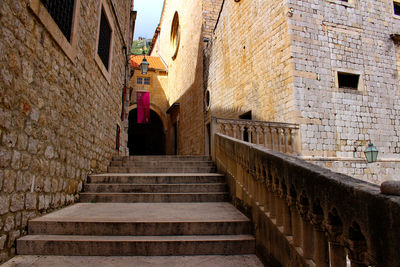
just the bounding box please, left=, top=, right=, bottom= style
left=130, top=55, right=166, bottom=70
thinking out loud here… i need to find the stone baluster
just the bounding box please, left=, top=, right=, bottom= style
left=298, top=200, right=314, bottom=260
left=326, top=223, right=347, bottom=267
left=224, top=124, right=231, bottom=137
left=288, top=194, right=301, bottom=247
left=277, top=128, right=282, bottom=153
left=310, top=212, right=329, bottom=267
left=239, top=125, right=245, bottom=141
left=232, top=124, right=238, bottom=139
left=262, top=127, right=269, bottom=149
left=255, top=125, right=263, bottom=145
left=270, top=128, right=276, bottom=151
left=283, top=128, right=289, bottom=153
left=345, top=222, right=369, bottom=267
left=248, top=125, right=255, bottom=144
left=282, top=193, right=292, bottom=236
left=290, top=128, right=297, bottom=154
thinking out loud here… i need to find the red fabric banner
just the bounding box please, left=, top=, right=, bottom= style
left=137, top=91, right=150, bottom=124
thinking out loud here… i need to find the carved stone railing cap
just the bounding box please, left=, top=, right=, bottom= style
left=380, top=181, right=400, bottom=196
left=215, top=117, right=299, bottom=129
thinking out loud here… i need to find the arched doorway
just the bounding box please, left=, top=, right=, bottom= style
left=128, top=109, right=166, bottom=155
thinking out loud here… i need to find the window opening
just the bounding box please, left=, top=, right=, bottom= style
left=137, top=77, right=143, bottom=84
left=40, top=0, right=75, bottom=41
left=394, top=1, right=400, bottom=16
left=338, top=72, right=360, bottom=90
left=170, top=12, right=180, bottom=59
left=97, top=8, right=112, bottom=70
left=144, top=77, right=150, bottom=85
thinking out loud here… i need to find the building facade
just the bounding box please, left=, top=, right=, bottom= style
left=142, top=0, right=399, bottom=183
left=0, top=0, right=134, bottom=262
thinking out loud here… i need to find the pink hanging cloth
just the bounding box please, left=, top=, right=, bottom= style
left=137, top=92, right=150, bottom=124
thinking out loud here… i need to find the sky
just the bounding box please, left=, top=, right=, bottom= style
left=133, top=0, right=165, bottom=40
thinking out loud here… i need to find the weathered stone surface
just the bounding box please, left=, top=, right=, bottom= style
left=10, top=194, right=24, bottom=212
left=25, top=193, right=37, bottom=210
left=0, top=194, right=10, bottom=215
left=0, top=235, right=6, bottom=251
left=381, top=181, right=400, bottom=196
left=3, top=216, right=14, bottom=232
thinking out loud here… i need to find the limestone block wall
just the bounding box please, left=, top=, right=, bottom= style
left=0, top=0, right=131, bottom=262
left=287, top=0, right=400, bottom=171
left=206, top=0, right=295, bottom=123
left=153, top=0, right=205, bottom=155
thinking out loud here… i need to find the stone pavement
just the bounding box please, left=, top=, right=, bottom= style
left=2, top=255, right=263, bottom=267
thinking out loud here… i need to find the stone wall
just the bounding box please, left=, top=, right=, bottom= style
left=0, top=0, right=131, bottom=262
left=204, top=0, right=400, bottom=182
left=151, top=0, right=206, bottom=155
left=205, top=0, right=296, bottom=123
left=287, top=0, right=400, bottom=177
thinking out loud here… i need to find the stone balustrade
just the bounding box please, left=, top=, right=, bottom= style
left=214, top=133, right=400, bottom=267
left=211, top=117, right=300, bottom=155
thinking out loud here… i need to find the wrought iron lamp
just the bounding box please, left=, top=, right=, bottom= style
left=364, top=142, right=378, bottom=163
left=140, top=52, right=149, bottom=74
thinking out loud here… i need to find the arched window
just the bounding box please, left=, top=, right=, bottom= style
left=170, top=12, right=180, bottom=60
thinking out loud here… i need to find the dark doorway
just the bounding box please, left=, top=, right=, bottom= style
left=128, top=109, right=165, bottom=155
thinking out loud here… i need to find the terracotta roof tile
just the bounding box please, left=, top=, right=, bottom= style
left=130, top=55, right=166, bottom=70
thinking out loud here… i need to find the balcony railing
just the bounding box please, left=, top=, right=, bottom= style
left=211, top=117, right=300, bottom=155
left=215, top=133, right=400, bottom=267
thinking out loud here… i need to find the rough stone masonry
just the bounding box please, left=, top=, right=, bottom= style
left=0, top=0, right=132, bottom=262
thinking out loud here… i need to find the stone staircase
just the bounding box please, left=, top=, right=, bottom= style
left=16, top=156, right=257, bottom=258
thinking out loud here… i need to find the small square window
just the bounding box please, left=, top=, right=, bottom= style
left=338, top=72, right=360, bottom=90
left=394, top=1, right=400, bottom=16
left=144, top=77, right=150, bottom=85
left=137, top=77, right=143, bottom=84
left=97, top=8, right=112, bottom=70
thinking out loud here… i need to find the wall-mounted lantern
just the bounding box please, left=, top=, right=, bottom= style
left=364, top=142, right=378, bottom=163
left=140, top=52, right=149, bottom=74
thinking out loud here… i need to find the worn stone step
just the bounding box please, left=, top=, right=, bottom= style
left=107, top=166, right=217, bottom=173
left=109, top=161, right=215, bottom=167
left=28, top=220, right=252, bottom=236
left=3, top=255, right=264, bottom=266
left=79, top=192, right=229, bottom=203
left=88, top=173, right=225, bottom=184
left=84, top=183, right=227, bottom=193
left=112, top=155, right=211, bottom=162
left=27, top=203, right=252, bottom=236
left=17, top=234, right=255, bottom=256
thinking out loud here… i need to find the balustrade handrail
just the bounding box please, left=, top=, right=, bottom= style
left=215, top=117, right=299, bottom=129
left=215, top=133, right=400, bottom=267
left=211, top=116, right=301, bottom=156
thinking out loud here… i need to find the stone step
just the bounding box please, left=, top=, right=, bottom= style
left=29, top=220, right=250, bottom=236
left=27, top=203, right=252, bottom=236
left=107, top=166, right=217, bottom=173
left=109, top=161, right=215, bottom=167
left=88, top=173, right=225, bottom=184
left=79, top=192, right=229, bottom=203
left=84, top=183, right=227, bottom=193
left=17, top=234, right=256, bottom=256
left=112, top=155, right=211, bottom=162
